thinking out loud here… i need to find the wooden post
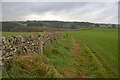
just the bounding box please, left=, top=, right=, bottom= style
left=38, top=35, right=43, bottom=55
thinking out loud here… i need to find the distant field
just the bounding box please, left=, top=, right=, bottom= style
left=2, top=32, right=43, bottom=36
left=63, top=28, right=118, bottom=77
left=99, top=25, right=111, bottom=28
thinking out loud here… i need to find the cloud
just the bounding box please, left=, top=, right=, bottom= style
left=2, top=2, right=118, bottom=24
left=2, top=0, right=119, bottom=2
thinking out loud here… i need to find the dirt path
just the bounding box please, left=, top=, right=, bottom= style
left=72, top=37, right=81, bottom=56
left=72, top=37, right=88, bottom=78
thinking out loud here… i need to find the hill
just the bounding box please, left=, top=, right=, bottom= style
left=2, top=21, right=115, bottom=32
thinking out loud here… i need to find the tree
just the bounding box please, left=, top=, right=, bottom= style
left=27, top=22, right=43, bottom=27
left=95, top=24, right=99, bottom=27
left=112, top=24, right=116, bottom=28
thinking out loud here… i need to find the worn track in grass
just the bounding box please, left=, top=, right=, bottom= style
left=72, top=37, right=88, bottom=78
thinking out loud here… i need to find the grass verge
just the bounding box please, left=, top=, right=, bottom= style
left=2, top=35, right=75, bottom=78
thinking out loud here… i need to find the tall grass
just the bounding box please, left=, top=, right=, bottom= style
left=2, top=35, right=75, bottom=78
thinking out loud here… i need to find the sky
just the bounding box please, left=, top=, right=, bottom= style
left=1, top=0, right=119, bottom=24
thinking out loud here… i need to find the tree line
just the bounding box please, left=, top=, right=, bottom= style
left=2, top=21, right=117, bottom=32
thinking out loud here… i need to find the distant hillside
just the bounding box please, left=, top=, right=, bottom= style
left=2, top=21, right=114, bottom=32
left=2, top=22, right=22, bottom=31
left=24, top=21, right=94, bottom=29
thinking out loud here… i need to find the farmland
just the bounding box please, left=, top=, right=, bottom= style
left=2, top=32, right=43, bottom=36
left=64, top=28, right=118, bottom=77
left=1, top=1, right=118, bottom=78
left=2, top=28, right=118, bottom=78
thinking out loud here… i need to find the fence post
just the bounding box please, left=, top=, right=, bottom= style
left=38, top=35, right=43, bottom=55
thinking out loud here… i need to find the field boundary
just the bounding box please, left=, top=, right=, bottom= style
left=1, top=32, right=61, bottom=64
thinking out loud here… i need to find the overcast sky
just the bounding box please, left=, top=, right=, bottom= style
left=2, top=2, right=119, bottom=24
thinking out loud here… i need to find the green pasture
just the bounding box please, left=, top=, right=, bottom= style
left=2, top=32, right=43, bottom=36
left=2, top=28, right=118, bottom=78
left=63, top=28, right=118, bottom=77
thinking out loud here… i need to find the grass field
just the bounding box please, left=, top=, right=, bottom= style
left=2, top=32, right=43, bottom=36
left=63, top=28, right=118, bottom=78
left=2, top=28, right=118, bottom=78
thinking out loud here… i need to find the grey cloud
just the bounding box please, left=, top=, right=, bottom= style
left=2, top=0, right=119, bottom=2
left=2, top=2, right=118, bottom=24
left=31, top=2, right=88, bottom=12
left=2, top=2, right=88, bottom=15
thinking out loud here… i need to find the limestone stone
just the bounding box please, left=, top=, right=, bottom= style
left=2, top=32, right=61, bottom=63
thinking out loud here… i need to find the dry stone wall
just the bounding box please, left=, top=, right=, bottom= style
left=1, top=32, right=61, bottom=63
